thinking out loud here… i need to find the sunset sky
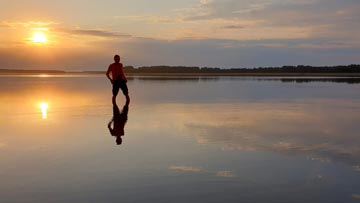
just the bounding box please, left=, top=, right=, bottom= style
left=0, top=0, right=359, bottom=70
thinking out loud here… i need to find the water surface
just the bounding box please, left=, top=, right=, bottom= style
left=0, top=75, right=360, bottom=203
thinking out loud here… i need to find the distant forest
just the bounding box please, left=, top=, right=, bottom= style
left=0, top=64, right=359, bottom=74
left=123, top=64, right=360, bottom=73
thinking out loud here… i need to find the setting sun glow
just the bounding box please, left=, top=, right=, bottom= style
left=31, top=32, right=47, bottom=43
left=39, top=102, right=49, bottom=119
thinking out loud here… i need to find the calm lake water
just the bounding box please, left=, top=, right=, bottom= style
left=0, top=75, right=360, bottom=203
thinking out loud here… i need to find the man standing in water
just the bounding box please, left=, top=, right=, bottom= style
left=106, top=55, right=130, bottom=104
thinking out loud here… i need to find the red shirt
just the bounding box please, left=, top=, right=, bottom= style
left=106, top=63, right=127, bottom=81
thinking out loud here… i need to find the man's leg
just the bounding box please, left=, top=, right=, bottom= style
left=120, top=81, right=130, bottom=104
left=112, top=81, right=120, bottom=104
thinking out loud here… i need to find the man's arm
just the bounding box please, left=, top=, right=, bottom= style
left=108, top=118, right=114, bottom=129
left=108, top=118, right=114, bottom=135
left=106, top=66, right=113, bottom=84
left=120, top=64, right=127, bottom=82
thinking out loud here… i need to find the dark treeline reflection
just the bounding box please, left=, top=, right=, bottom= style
left=257, top=77, right=360, bottom=84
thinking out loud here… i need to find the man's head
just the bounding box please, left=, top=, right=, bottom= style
left=116, top=136, right=122, bottom=145
left=114, top=55, right=120, bottom=63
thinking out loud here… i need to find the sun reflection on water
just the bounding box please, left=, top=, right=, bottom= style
left=39, top=102, right=48, bottom=119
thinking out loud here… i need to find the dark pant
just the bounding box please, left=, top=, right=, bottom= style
left=113, top=79, right=128, bottom=96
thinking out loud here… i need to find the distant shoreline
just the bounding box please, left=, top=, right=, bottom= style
left=1, top=64, right=360, bottom=77
left=127, top=72, right=360, bottom=77
left=1, top=72, right=360, bottom=77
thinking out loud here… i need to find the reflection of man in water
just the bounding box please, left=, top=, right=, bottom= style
left=106, top=54, right=130, bottom=104
left=108, top=102, right=129, bottom=145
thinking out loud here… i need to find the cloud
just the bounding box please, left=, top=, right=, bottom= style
left=1, top=1, right=359, bottom=69
left=0, top=21, right=59, bottom=28
left=54, top=28, right=131, bottom=38
left=189, top=122, right=360, bottom=166
left=180, top=0, right=360, bottom=41
left=169, top=165, right=236, bottom=178
left=0, top=24, right=11, bottom=28
left=169, top=165, right=203, bottom=173
left=174, top=101, right=360, bottom=167
left=1, top=36, right=359, bottom=69
left=182, top=0, right=274, bottom=21
left=216, top=170, right=236, bottom=178
left=222, top=25, right=244, bottom=29
left=181, top=0, right=356, bottom=23
left=114, top=15, right=176, bottom=24
left=352, top=194, right=360, bottom=199
left=307, top=155, right=331, bottom=163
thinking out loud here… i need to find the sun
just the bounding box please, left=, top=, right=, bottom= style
left=31, top=32, right=47, bottom=43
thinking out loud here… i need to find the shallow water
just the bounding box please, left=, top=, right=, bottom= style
left=0, top=75, right=360, bottom=203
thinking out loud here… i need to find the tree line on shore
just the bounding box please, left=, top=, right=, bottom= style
left=124, top=64, right=360, bottom=73
left=0, top=64, right=359, bottom=74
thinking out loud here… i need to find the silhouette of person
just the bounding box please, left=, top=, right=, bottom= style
left=108, top=102, right=129, bottom=145
left=106, top=54, right=130, bottom=104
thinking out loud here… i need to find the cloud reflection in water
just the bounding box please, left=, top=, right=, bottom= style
left=150, top=101, right=360, bottom=168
